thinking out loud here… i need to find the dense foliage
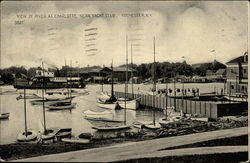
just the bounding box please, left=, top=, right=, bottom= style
left=0, top=61, right=225, bottom=84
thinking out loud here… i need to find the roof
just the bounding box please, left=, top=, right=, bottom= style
left=215, top=69, right=226, bottom=75
left=226, top=52, right=248, bottom=64
left=113, top=67, right=136, bottom=72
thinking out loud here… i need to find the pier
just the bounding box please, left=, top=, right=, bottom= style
left=114, top=91, right=247, bottom=119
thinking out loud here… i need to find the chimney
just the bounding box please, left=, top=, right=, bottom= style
left=243, top=52, right=248, bottom=62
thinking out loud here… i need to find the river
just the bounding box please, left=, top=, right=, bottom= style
left=0, top=82, right=224, bottom=144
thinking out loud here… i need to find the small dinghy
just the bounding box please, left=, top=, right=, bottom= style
left=17, top=129, right=38, bottom=142
left=61, top=138, right=90, bottom=144
left=47, top=102, right=76, bottom=110
left=159, top=117, right=174, bottom=128
left=143, top=122, right=161, bottom=130
left=30, top=97, right=74, bottom=105
left=92, top=125, right=131, bottom=131
left=55, top=128, right=72, bottom=139
left=83, top=110, right=113, bottom=120
left=40, top=129, right=56, bottom=141
left=0, top=112, right=10, bottom=119
left=16, top=94, right=41, bottom=100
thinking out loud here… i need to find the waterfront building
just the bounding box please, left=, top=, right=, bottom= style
left=226, top=52, right=248, bottom=95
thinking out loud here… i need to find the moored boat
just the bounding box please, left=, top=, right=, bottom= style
left=118, top=99, right=140, bottom=110
left=55, top=128, right=72, bottom=139
left=158, top=117, right=174, bottom=128
left=17, top=129, right=38, bottom=142
left=46, top=102, right=76, bottom=110
left=61, top=138, right=90, bottom=144
left=92, top=125, right=131, bottom=131
left=16, top=94, right=41, bottom=100
left=0, top=112, right=10, bottom=119
left=30, top=97, right=74, bottom=105
left=83, top=110, right=113, bottom=120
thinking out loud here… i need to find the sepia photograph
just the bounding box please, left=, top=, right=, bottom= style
left=0, top=1, right=248, bottom=162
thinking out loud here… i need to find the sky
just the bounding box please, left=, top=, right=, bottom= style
left=1, top=1, right=248, bottom=69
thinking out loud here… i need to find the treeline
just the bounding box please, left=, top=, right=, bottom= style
left=0, top=61, right=226, bottom=84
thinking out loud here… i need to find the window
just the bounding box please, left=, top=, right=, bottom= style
left=231, top=85, right=234, bottom=89
left=242, top=86, right=244, bottom=90
left=243, top=69, right=247, bottom=73
left=230, top=69, right=234, bottom=73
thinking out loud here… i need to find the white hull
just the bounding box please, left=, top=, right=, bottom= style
left=118, top=99, right=139, bottom=110
left=143, top=122, right=161, bottom=130
left=62, top=138, right=90, bottom=144
left=83, top=110, right=113, bottom=120
left=17, top=129, right=38, bottom=142
left=159, top=117, right=174, bottom=127
left=97, top=102, right=120, bottom=110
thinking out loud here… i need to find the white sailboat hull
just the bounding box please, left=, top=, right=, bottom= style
left=17, top=129, right=38, bottom=142
left=83, top=110, right=113, bottom=120
left=118, top=99, right=139, bottom=110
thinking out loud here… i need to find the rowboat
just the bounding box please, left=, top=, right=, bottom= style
left=17, top=129, right=38, bottom=142
left=83, top=110, right=124, bottom=127
left=61, top=138, right=90, bottom=144
left=16, top=94, right=41, bottom=100
left=143, top=122, right=161, bottom=130
left=0, top=112, right=10, bottom=119
left=92, top=125, right=131, bottom=131
left=83, top=110, right=113, bottom=120
left=55, top=128, right=72, bottom=139
left=30, top=97, right=74, bottom=105
left=158, top=117, right=174, bottom=128
left=46, top=102, right=76, bottom=110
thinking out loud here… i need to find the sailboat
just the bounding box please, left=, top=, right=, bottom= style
left=159, top=79, right=174, bottom=127
left=96, top=61, right=121, bottom=110
left=117, top=44, right=140, bottom=110
left=17, top=87, right=38, bottom=142
left=92, top=36, right=131, bottom=131
left=141, top=37, right=161, bottom=130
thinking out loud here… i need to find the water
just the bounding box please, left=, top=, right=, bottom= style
left=0, top=83, right=224, bottom=144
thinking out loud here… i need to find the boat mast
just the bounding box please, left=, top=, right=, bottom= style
left=111, top=59, right=114, bottom=99
left=124, top=35, right=128, bottom=125
left=70, top=60, right=72, bottom=98
left=153, top=36, right=156, bottom=126
left=65, top=58, right=69, bottom=97
left=165, top=79, right=168, bottom=120
left=131, top=44, right=134, bottom=99
left=23, top=87, right=28, bottom=137
left=42, top=62, right=47, bottom=134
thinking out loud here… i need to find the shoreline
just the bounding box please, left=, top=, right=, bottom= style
left=0, top=116, right=247, bottom=161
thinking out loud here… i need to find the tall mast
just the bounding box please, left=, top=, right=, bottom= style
left=165, top=79, right=168, bottom=120
left=24, top=87, right=28, bottom=137
left=131, top=44, right=134, bottom=99
left=65, top=58, right=69, bottom=97
left=70, top=60, right=72, bottom=98
left=42, top=62, right=47, bottom=134
left=111, top=59, right=114, bottom=98
left=124, top=35, right=128, bottom=125
left=153, top=36, right=156, bottom=126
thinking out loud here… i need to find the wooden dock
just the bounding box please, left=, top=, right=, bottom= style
left=114, top=91, right=247, bottom=119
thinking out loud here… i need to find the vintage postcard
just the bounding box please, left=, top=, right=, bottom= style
left=0, top=1, right=248, bottom=162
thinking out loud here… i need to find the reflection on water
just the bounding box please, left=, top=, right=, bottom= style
left=0, top=83, right=224, bottom=144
